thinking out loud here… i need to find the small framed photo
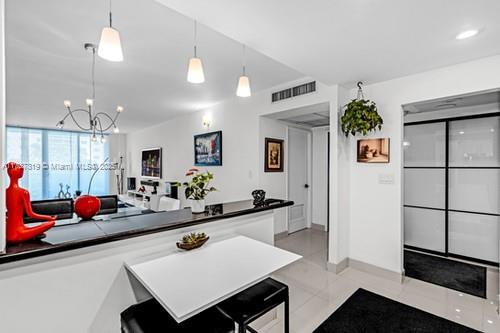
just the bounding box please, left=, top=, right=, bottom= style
left=194, top=131, right=222, bottom=166
left=265, top=138, right=284, bottom=172
left=357, top=138, right=390, bottom=163
left=141, top=147, right=162, bottom=179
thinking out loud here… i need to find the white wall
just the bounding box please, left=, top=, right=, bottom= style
left=108, top=133, right=128, bottom=195
left=0, top=0, right=5, bottom=253
left=259, top=117, right=288, bottom=233
left=346, top=55, right=500, bottom=274
left=126, top=78, right=338, bottom=234
left=311, top=127, right=328, bottom=229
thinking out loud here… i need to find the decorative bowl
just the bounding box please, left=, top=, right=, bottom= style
left=176, top=233, right=209, bottom=251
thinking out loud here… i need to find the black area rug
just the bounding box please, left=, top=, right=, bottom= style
left=314, top=289, right=480, bottom=333
left=404, top=250, right=486, bottom=298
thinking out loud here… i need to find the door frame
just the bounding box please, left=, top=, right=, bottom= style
left=286, top=125, right=313, bottom=233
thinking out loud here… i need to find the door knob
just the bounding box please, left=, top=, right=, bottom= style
left=304, top=184, right=309, bottom=188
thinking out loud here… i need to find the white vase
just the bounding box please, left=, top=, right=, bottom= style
left=190, top=199, right=206, bottom=213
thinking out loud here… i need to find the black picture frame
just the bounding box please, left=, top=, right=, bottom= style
left=265, top=138, right=284, bottom=172
left=141, top=147, right=162, bottom=179
left=194, top=131, right=223, bottom=166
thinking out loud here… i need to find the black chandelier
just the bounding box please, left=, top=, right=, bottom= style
left=57, top=43, right=124, bottom=143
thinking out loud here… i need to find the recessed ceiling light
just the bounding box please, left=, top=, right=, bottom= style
left=456, top=29, right=479, bottom=40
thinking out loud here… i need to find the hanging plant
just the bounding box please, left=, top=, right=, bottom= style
left=340, top=82, right=383, bottom=137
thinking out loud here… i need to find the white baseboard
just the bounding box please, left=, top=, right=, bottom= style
left=274, top=231, right=288, bottom=241
left=311, top=223, right=326, bottom=231
left=327, top=257, right=403, bottom=283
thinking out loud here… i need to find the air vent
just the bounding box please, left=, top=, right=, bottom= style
left=272, top=81, right=316, bottom=103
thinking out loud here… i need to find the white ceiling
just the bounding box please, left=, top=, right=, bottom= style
left=5, top=0, right=303, bottom=132
left=155, top=0, right=500, bottom=86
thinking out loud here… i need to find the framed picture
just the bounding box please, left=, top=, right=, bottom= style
left=265, top=138, right=284, bottom=172
left=141, top=147, right=162, bottom=179
left=357, top=138, right=390, bottom=163
left=194, top=131, right=222, bottom=166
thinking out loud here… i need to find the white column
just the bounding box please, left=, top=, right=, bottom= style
left=0, top=0, right=5, bottom=253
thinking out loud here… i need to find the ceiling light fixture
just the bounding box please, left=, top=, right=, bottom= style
left=187, top=20, right=205, bottom=84
left=236, top=45, right=251, bottom=97
left=456, top=29, right=479, bottom=40
left=98, top=0, right=124, bottom=62
left=58, top=43, right=124, bottom=142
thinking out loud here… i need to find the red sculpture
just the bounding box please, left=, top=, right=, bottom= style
left=6, top=162, right=56, bottom=243
left=74, top=195, right=101, bottom=220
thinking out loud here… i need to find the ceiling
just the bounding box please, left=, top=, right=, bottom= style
left=5, top=0, right=303, bottom=132
left=265, top=102, right=330, bottom=128
left=155, top=0, right=500, bottom=86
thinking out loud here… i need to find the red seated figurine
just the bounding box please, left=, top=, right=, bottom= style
left=5, top=162, right=55, bottom=243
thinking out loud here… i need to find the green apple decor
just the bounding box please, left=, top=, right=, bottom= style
left=341, top=82, right=383, bottom=137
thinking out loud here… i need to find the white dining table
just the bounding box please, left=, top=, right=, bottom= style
left=125, top=235, right=301, bottom=323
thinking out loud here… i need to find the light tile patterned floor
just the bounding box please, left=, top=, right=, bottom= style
left=257, top=228, right=500, bottom=333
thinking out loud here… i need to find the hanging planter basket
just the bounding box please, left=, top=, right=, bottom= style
left=340, top=82, right=383, bottom=137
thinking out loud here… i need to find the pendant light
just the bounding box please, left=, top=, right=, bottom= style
left=98, top=0, right=124, bottom=62
left=187, top=21, right=205, bottom=83
left=236, top=45, right=251, bottom=97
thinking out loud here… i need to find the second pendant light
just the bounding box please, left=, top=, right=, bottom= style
left=187, top=21, right=205, bottom=84
left=236, top=45, right=251, bottom=97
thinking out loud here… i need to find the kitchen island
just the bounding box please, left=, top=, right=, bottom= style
left=0, top=199, right=292, bottom=333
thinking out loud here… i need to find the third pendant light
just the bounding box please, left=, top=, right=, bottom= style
left=236, top=45, right=251, bottom=97
left=187, top=20, right=205, bottom=84
left=98, top=0, right=124, bottom=62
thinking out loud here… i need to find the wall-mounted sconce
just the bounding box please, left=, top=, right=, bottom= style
left=202, top=114, right=212, bottom=129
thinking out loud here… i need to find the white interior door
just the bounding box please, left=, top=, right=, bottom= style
left=288, top=127, right=310, bottom=233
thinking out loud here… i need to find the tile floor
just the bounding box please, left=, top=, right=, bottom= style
left=256, top=228, right=500, bottom=333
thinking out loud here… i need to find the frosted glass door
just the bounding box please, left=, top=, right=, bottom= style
left=404, top=123, right=446, bottom=167
left=449, top=212, right=499, bottom=263
left=404, top=169, right=445, bottom=209
left=404, top=207, right=446, bottom=252
left=449, top=116, right=500, bottom=167
left=404, top=122, right=446, bottom=252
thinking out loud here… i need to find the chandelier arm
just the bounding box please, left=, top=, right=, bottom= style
left=94, top=112, right=118, bottom=132
left=95, top=116, right=105, bottom=137
left=67, top=108, right=93, bottom=131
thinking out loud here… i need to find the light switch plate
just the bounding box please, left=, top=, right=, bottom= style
left=378, top=173, right=395, bottom=184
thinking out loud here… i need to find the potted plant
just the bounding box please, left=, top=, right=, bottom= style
left=340, top=82, right=383, bottom=137
left=178, top=168, right=217, bottom=213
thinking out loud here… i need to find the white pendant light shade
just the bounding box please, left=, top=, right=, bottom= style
left=236, top=75, right=251, bottom=97
left=98, top=26, right=123, bottom=62
left=187, top=57, right=205, bottom=83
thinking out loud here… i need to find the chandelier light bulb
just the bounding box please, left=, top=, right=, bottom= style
left=91, top=135, right=97, bottom=142
left=236, top=75, right=251, bottom=97
left=116, top=105, right=124, bottom=113
left=86, top=98, right=94, bottom=107
left=56, top=120, right=64, bottom=129
left=100, top=136, right=106, bottom=143
left=187, top=57, right=205, bottom=84
left=64, top=100, right=71, bottom=108
left=113, top=126, right=120, bottom=133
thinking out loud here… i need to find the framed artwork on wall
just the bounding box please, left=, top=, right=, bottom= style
left=194, top=131, right=222, bottom=166
left=141, top=147, right=162, bottom=179
left=265, top=138, right=284, bottom=172
left=357, top=138, right=390, bottom=163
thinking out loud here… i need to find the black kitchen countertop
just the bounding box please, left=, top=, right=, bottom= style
left=0, top=199, right=293, bottom=264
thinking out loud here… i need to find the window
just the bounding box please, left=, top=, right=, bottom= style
left=5, top=126, right=109, bottom=200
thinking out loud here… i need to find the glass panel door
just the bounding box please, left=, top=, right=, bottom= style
left=404, top=114, right=500, bottom=266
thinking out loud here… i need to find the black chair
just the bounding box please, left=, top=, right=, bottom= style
left=24, top=198, right=74, bottom=223
left=216, top=278, right=289, bottom=333
left=97, top=195, right=118, bottom=215
left=120, top=298, right=235, bottom=333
